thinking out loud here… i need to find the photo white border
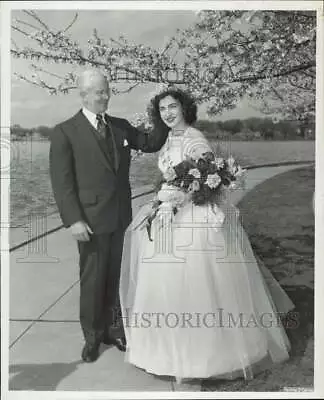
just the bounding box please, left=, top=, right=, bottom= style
left=1, top=1, right=324, bottom=399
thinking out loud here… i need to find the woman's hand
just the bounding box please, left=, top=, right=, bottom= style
left=157, top=184, right=186, bottom=206
left=163, top=165, right=177, bottom=182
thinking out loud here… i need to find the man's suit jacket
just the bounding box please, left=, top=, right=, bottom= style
left=49, top=110, right=168, bottom=234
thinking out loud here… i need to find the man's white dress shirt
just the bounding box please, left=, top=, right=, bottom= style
left=82, top=107, right=107, bottom=130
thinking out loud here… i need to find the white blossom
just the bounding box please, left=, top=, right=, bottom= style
left=189, top=180, right=200, bottom=192
left=206, top=173, right=221, bottom=189
left=188, top=168, right=201, bottom=178
left=214, top=157, right=225, bottom=168
left=12, top=10, right=315, bottom=122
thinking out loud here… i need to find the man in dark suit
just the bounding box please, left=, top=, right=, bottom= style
left=49, top=69, right=167, bottom=363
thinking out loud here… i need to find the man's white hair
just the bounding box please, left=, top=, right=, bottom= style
left=77, top=69, right=109, bottom=94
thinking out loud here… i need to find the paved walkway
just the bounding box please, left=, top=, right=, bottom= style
left=8, top=162, right=313, bottom=393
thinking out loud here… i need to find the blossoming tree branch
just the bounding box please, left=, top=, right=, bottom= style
left=11, top=10, right=315, bottom=124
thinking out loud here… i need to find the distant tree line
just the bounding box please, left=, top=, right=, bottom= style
left=11, top=116, right=315, bottom=142
left=11, top=124, right=53, bottom=141
left=194, top=117, right=315, bottom=141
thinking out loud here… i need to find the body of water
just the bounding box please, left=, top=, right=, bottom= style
left=10, top=139, right=315, bottom=227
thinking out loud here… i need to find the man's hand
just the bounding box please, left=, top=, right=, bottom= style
left=70, top=221, right=93, bottom=241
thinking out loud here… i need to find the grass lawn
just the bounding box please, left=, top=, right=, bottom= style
left=202, top=165, right=315, bottom=392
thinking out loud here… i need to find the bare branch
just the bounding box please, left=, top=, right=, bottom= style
left=112, top=82, right=141, bottom=94
left=270, top=85, right=284, bottom=102
left=13, top=72, right=47, bottom=88
left=159, top=37, right=175, bottom=57
left=13, top=18, right=40, bottom=30
left=11, top=25, right=29, bottom=37
left=63, top=12, right=78, bottom=33
left=110, top=37, right=128, bottom=48
left=231, top=62, right=316, bottom=83
left=30, top=64, right=67, bottom=80
left=59, top=85, right=78, bottom=92
left=23, top=10, right=50, bottom=31
left=14, top=72, right=77, bottom=94
left=11, top=48, right=107, bottom=68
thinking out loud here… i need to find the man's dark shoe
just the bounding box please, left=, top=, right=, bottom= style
left=103, top=336, right=126, bottom=352
left=81, top=342, right=100, bottom=362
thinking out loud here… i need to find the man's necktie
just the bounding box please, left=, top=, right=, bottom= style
left=96, top=113, right=117, bottom=170
left=96, top=113, right=107, bottom=139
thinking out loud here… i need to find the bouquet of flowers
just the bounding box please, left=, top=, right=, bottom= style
left=136, top=151, right=246, bottom=240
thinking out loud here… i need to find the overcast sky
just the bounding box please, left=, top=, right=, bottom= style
left=11, top=9, right=263, bottom=128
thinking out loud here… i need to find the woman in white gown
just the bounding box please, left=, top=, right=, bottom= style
left=120, top=89, right=294, bottom=383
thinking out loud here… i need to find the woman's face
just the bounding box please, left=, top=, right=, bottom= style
left=159, top=95, right=185, bottom=129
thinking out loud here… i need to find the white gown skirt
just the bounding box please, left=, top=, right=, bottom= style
left=119, top=201, right=294, bottom=380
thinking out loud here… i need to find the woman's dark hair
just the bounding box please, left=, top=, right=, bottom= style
left=147, top=88, right=198, bottom=131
